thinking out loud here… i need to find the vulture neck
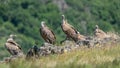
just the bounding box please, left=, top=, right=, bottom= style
left=41, top=23, right=45, bottom=27
left=95, top=25, right=99, bottom=29
left=95, top=27, right=99, bottom=31
left=7, top=37, right=14, bottom=42
left=62, top=18, right=66, bottom=24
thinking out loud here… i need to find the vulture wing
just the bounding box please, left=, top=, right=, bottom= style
left=65, top=20, right=78, bottom=34
left=5, top=40, right=22, bottom=55
left=40, top=27, right=56, bottom=44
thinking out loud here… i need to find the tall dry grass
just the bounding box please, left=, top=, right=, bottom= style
left=0, top=42, right=120, bottom=68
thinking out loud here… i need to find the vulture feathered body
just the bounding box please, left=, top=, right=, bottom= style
left=5, top=35, right=23, bottom=56
left=61, top=15, right=85, bottom=42
left=40, top=21, right=56, bottom=44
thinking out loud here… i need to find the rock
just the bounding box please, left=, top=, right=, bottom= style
left=26, top=45, right=40, bottom=59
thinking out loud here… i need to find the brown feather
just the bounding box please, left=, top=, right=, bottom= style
left=61, top=15, right=80, bottom=42
left=5, top=38, right=23, bottom=56
left=40, top=22, right=56, bottom=44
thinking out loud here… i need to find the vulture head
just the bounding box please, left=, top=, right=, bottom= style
left=9, top=34, right=16, bottom=38
left=62, top=15, right=65, bottom=20
left=41, top=21, right=46, bottom=27
left=76, top=31, right=80, bottom=34
left=62, top=15, right=67, bottom=25
left=7, top=34, right=16, bottom=42
left=95, top=25, right=99, bottom=29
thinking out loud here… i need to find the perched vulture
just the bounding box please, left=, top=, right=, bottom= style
left=61, top=15, right=85, bottom=42
left=5, top=34, right=23, bottom=56
left=94, top=25, right=108, bottom=39
left=40, top=21, right=56, bottom=44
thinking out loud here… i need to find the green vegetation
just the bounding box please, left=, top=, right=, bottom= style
left=0, top=0, right=120, bottom=63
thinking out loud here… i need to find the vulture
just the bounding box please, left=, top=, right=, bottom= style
left=5, top=34, right=23, bottom=56
left=40, top=21, right=56, bottom=44
left=61, top=15, right=85, bottom=42
left=94, top=25, right=108, bottom=39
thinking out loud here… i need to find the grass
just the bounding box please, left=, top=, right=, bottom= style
left=0, top=43, right=120, bottom=68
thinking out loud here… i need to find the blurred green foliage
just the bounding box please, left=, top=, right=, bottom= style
left=0, top=0, right=120, bottom=59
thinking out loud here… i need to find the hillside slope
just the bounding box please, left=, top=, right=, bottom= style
left=0, top=0, right=120, bottom=60
left=0, top=43, right=120, bottom=68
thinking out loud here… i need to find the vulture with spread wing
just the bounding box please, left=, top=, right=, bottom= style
left=61, top=15, right=85, bottom=42
left=40, top=21, right=56, bottom=44
left=5, top=34, right=23, bottom=56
